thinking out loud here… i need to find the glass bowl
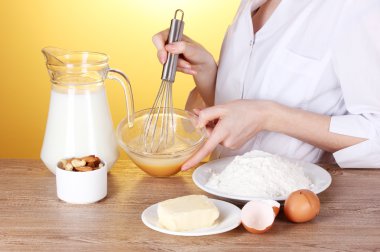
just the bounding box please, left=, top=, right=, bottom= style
left=117, top=108, right=207, bottom=177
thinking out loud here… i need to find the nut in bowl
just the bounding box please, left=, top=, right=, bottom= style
left=117, top=108, right=206, bottom=177
left=58, top=155, right=103, bottom=172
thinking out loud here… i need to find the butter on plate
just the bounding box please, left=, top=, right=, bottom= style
left=157, top=195, right=220, bottom=232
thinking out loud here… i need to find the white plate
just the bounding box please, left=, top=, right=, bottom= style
left=192, top=156, right=332, bottom=202
left=141, top=199, right=241, bottom=236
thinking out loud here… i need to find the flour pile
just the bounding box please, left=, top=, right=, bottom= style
left=206, top=150, right=313, bottom=198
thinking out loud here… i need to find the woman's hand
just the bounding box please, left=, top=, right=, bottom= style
left=181, top=100, right=275, bottom=170
left=181, top=99, right=367, bottom=171
left=152, top=29, right=217, bottom=106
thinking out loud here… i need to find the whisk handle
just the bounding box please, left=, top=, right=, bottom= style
left=161, top=9, right=185, bottom=82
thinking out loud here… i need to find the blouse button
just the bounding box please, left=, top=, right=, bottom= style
left=249, top=39, right=255, bottom=47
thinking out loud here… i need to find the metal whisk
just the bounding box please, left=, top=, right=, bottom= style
left=143, top=9, right=185, bottom=153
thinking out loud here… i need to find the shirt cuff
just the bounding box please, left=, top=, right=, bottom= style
left=329, top=114, right=374, bottom=139
left=329, top=115, right=380, bottom=168
left=332, top=139, right=380, bottom=168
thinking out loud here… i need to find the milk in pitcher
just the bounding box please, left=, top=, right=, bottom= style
left=41, top=85, right=118, bottom=173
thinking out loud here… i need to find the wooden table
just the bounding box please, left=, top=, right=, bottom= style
left=0, top=159, right=379, bottom=251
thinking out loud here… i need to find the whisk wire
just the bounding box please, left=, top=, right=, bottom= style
left=149, top=82, right=165, bottom=152
left=168, top=84, right=175, bottom=146
left=157, top=81, right=169, bottom=152
left=143, top=80, right=175, bottom=153
left=143, top=81, right=164, bottom=152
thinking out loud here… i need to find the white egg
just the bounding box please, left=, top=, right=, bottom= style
left=241, top=200, right=280, bottom=234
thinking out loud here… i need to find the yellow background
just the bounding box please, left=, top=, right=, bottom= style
left=0, top=0, right=239, bottom=159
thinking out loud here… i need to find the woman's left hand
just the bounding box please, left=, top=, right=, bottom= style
left=182, top=97, right=368, bottom=171
left=181, top=100, right=274, bottom=170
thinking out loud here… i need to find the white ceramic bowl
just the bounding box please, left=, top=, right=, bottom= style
left=56, top=162, right=107, bottom=204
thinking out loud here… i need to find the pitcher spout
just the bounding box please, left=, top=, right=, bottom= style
left=42, top=47, right=68, bottom=66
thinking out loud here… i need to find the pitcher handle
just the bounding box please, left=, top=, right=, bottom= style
left=107, top=69, right=135, bottom=127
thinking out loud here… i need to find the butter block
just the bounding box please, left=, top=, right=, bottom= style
left=157, top=195, right=220, bottom=231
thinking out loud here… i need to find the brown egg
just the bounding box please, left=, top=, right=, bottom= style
left=241, top=199, right=280, bottom=234
left=284, top=189, right=320, bottom=223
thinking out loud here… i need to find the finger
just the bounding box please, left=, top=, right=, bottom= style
left=181, top=126, right=226, bottom=170
left=197, top=106, right=226, bottom=128
left=192, top=108, right=201, bottom=115
left=165, top=41, right=198, bottom=58
left=205, top=126, right=213, bottom=137
left=152, top=29, right=169, bottom=64
left=177, top=67, right=197, bottom=75
left=177, top=58, right=191, bottom=69
left=152, top=29, right=169, bottom=50
left=181, top=33, right=193, bottom=43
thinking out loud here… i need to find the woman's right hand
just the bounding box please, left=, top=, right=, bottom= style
left=152, top=29, right=217, bottom=106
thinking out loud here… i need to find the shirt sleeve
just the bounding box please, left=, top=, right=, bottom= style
left=331, top=0, right=380, bottom=168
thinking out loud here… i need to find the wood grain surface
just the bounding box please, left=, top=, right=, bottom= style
left=0, top=159, right=379, bottom=252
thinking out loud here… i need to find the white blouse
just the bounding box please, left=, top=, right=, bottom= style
left=213, top=0, right=380, bottom=168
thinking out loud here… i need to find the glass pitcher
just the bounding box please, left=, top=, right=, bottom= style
left=41, top=47, right=134, bottom=174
